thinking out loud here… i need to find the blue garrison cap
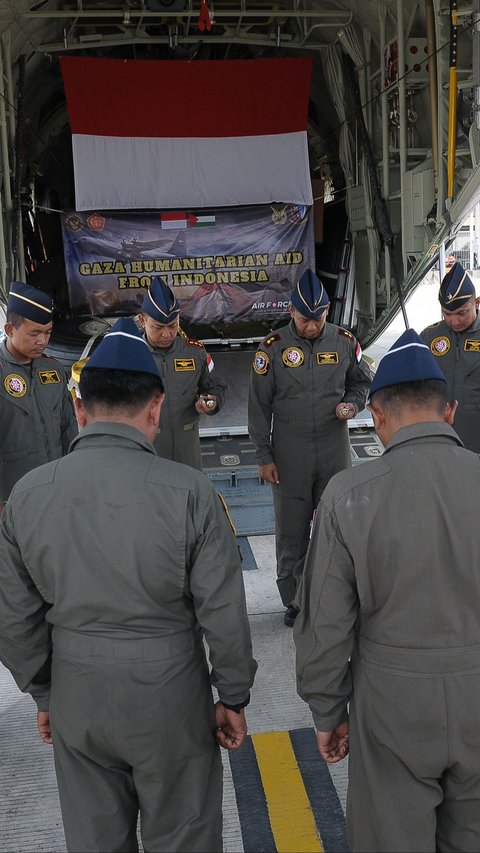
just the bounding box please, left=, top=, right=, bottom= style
left=291, top=269, right=329, bottom=319
left=83, top=317, right=161, bottom=377
left=367, top=328, right=446, bottom=402
left=7, top=282, right=53, bottom=324
left=439, top=262, right=476, bottom=310
left=142, top=276, right=180, bottom=324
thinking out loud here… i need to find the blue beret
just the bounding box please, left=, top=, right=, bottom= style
left=367, top=328, right=446, bottom=402
left=439, top=262, right=476, bottom=309
left=84, top=317, right=161, bottom=377
left=142, top=276, right=180, bottom=324
left=291, top=269, right=329, bottom=319
left=7, top=282, right=53, bottom=324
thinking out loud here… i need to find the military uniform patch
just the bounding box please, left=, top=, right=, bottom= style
left=264, top=333, right=281, bottom=348
left=38, top=369, right=61, bottom=384
left=282, top=346, right=304, bottom=367
left=4, top=374, right=27, bottom=397
left=430, top=336, right=451, bottom=356
left=338, top=327, right=354, bottom=339
left=253, top=351, right=269, bottom=375
left=464, top=339, right=480, bottom=352
left=174, top=358, right=196, bottom=371
left=317, top=352, right=339, bottom=365
left=186, top=338, right=205, bottom=350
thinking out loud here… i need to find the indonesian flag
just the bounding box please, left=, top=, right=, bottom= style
left=60, top=57, right=313, bottom=212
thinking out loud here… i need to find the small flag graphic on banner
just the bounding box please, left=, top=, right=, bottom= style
left=160, top=212, right=216, bottom=230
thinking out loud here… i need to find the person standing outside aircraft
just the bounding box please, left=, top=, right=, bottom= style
left=248, top=269, right=372, bottom=627
left=0, top=317, right=257, bottom=853
left=420, top=260, right=480, bottom=451
left=139, top=275, right=228, bottom=469
left=295, top=328, right=480, bottom=853
left=0, top=281, right=77, bottom=512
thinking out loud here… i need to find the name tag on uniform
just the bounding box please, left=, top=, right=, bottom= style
left=464, top=340, right=480, bottom=352
left=174, top=358, right=196, bottom=371
left=317, top=352, right=339, bottom=364
left=38, top=370, right=61, bottom=384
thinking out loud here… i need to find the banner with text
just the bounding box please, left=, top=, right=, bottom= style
left=61, top=204, right=314, bottom=328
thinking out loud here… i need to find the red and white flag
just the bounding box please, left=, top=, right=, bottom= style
left=60, top=56, right=313, bottom=212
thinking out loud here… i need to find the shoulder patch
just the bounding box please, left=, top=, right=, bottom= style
left=186, top=337, right=205, bottom=350
left=263, top=332, right=282, bottom=348
left=337, top=327, right=354, bottom=339
left=424, top=321, right=442, bottom=330
left=218, top=492, right=236, bottom=536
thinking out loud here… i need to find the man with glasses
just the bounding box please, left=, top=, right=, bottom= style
left=248, top=269, right=372, bottom=627
left=139, top=276, right=228, bottom=469
left=420, top=260, right=480, bottom=451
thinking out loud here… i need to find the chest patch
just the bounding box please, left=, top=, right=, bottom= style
left=282, top=346, right=304, bottom=368
left=253, top=351, right=270, bottom=375
left=317, top=352, right=339, bottom=365
left=464, top=339, right=480, bottom=352
left=4, top=373, right=27, bottom=397
left=174, top=358, right=196, bottom=371
left=430, top=336, right=451, bottom=356
left=38, top=369, right=61, bottom=384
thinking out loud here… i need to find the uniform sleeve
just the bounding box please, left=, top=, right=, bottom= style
left=247, top=347, right=276, bottom=465
left=197, top=350, right=228, bottom=412
left=343, top=336, right=373, bottom=413
left=0, top=502, right=52, bottom=710
left=186, top=487, right=257, bottom=706
left=294, top=493, right=359, bottom=731
left=61, top=372, right=79, bottom=453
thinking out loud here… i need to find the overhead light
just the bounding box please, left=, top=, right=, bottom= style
left=123, top=4, right=131, bottom=25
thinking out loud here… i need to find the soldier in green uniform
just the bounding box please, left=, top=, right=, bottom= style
left=294, top=329, right=480, bottom=853
left=0, top=281, right=77, bottom=510
left=0, top=317, right=256, bottom=853
left=138, top=276, right=228, bottom=469
left=420, top=261, right=480, bottom=451
left=248, top=269, right=372, bottom=626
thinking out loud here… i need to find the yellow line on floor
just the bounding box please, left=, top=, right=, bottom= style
left=252, top=731, right=324, bottom=853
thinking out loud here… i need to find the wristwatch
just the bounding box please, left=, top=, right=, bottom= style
left=221, top=693, right=251, bottom=713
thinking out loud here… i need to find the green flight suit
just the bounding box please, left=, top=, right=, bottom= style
left=248, top=319, right=372, bottom=607
left=0, top=422, right=256, bottom=853
left=0, top=339, right=78, bottom=501
left=420, top=313, right=480, bottom=451
left=145, top=331, right=228, bottom=469
left=295, top=422, right=480, bottom=853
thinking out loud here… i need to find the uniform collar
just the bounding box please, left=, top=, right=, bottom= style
left=384, top=421, right=464, bottom=453
left=69, top=421, right=157, bottom=455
